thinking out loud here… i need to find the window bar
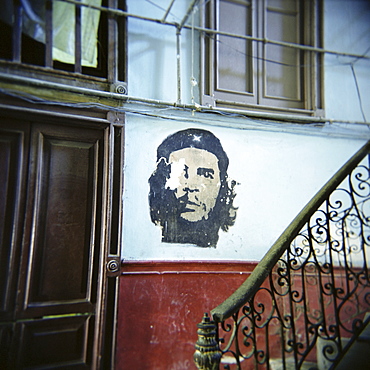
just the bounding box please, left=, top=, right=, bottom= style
left=178, top=0, right=198, bottom=31
left=45, top=0, right=53, bottom=68
left=108, top=0, right=118, bottom=84
left=117, top=0, right=127, bottom=83
left=12, top=0, right=22, bottom=62
left=75, top=0, right=82, bottom=73
left=161, top=0, right=176, bottom=23
left=311, top=0, right=319, bottom=110
left=109, top=124, right=124, bottom=255
left=176, top=28, right=181, bottom=103
left=316, top=0, right=324, bottom=110
left=56, top=0, right=369, bottom=61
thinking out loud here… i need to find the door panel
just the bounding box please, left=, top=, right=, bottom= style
left=14, top=123, right=105, bottom=369
left=26, top=127, right=101, bottom=307
left=0, top=123, right=29, bottom=322
left=16, top=315, right=93, bottom=369
left=0, top=323, right=14, bottom=368
left=0, top=114, right=123, bottom=369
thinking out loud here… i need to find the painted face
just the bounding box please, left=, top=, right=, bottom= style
left=166, top=147, right=221, bottom=222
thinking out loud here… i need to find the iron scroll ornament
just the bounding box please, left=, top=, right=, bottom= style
left=204, top=151, right=370, bottom=369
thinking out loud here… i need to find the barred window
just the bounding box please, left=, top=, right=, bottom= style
left=0, top=0, right=126, bottom=90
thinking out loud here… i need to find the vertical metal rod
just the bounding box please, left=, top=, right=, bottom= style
left=176, top=27, right=181, bottom=104
left=161, top=0, right=176, bottom=23
left=108, top=0, right=118, bottom=84
left=190, top=6, right=194, bottom=104
left=311, top=0, right=317, bottom=111
left=178, top=0, right=198, bottom=30
left=327, top=198, right=342, bottom=352
left=12, top=0, right=22, bottom=62
left=75, top=0, right=82, bottom=73
left=286, top=259, right=299, bottom=368
left=45, top=0, right=53, bottom=67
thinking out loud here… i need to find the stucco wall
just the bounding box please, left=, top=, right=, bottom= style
left=324, top=0, right=370, bottom=122
left=117, top=2, right=370, bottom=367
left=122, top=0, right=370, bottom=261
left=121, top=110, right=368, bottom=261
left=116, top=261, right=257, bottom=370
left=127, top=0, right=199, bottom=103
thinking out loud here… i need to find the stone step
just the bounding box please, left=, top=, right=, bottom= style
left=269, top=358, right=317, bottom=370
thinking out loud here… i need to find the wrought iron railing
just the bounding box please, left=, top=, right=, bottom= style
left=194, top=141, right=370, bottom=370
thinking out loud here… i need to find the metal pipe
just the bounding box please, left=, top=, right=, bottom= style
left=0, top=71, right=326, bottom=123
left=54, top=0, right=370, bottom=61
left=0, top=103, right=109, bottom=123
left=161, top=0, right=176, bottom=23
left=12, top=0, right=22, bottom=62
left=176, top=27, right=181, bottom=103
left=2, top=72, right=370, bottom=126
left=192, top=25, right=370, bottom=60
left=45, top=0, right=53, bottom=67
left=75, top=0, right=82, bottom=73
left=107, top=0, right=118, bottom=84
left=178, top=0, right=199, bottom=30
left=56, top=0, right=179, bottom=27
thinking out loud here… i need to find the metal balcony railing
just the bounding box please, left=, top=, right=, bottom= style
left=194, top=141, right=370, bottom=370
left=0, top=0, right=127, bottom=92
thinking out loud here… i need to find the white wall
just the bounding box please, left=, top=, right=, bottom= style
left=121, top=110, right=368, bottom=261
left=127, top=0, right=199, bottom=103
left=122, top=0, right=370, bottom=261
left=324, top=0, right=370, bottom=123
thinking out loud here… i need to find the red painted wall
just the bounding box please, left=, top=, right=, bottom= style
left=115, top=261, right=257, bottom=370
left=115, top=262, right=369, bottom=369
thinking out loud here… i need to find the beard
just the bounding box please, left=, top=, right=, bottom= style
left=161, top=191, right=220, bottom=248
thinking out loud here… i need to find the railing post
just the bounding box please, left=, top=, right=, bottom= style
left=193, top=313, right=222, bottom=370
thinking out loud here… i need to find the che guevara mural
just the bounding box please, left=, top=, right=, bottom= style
left=122, top=120, right=358, bottom=261
left=148, top=128, right=238, bottom=248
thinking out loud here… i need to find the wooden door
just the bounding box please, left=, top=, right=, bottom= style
left=0, top=114, right=122, bottom=369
